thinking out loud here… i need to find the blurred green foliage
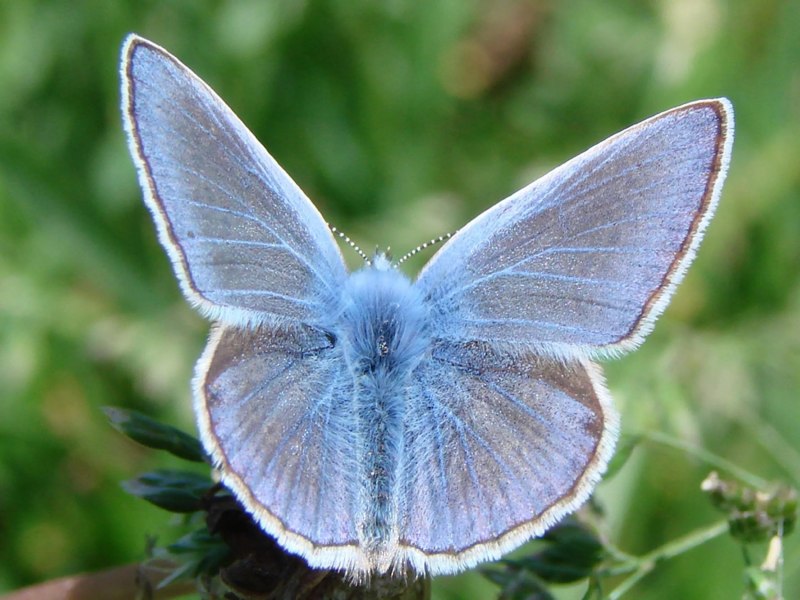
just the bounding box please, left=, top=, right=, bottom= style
left=1, top=0, right=798, bottom=598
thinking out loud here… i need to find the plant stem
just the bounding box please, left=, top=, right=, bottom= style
left=749, top=418, right=800, bottom=482
left=644, top=430, right=769, bottom=489
left=602, top=520, right=729, bottom=600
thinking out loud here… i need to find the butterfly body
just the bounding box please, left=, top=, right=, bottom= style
left=335, top=257, right=430, bottom=560
left=121, top=34, right=733, bottom=578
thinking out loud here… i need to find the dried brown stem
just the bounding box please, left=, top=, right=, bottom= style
left=0, top=560, right=194, bottom=600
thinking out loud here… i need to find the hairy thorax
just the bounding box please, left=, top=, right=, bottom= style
left=334, top=257, right=431, bottom=561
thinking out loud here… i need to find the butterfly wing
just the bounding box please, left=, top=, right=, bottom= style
left=398, top=100, right=732, bottom=571
left=195, top=324, right=367, bottom=571
left=416, top=100, right=733, bottom=358
left=121, top=35, right=347, bottom=327
left=396, top=341, right=616, bottom=573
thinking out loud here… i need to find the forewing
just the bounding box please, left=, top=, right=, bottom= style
left=416, top=100, right=733, bottom=357
left=121, top=35, right=347, bottom=326
left=396, top=342, right=617, bottom=573
left=195, top=324, right=365, bottom=571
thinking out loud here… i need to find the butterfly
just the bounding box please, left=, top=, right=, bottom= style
left=120, top=34, right=733, bottom=578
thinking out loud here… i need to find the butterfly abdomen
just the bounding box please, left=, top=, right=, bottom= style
left=337, top=263, right=430, bottom=567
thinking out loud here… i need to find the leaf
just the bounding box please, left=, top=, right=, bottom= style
left=603, top=434, right=641, bottom=481
left=104, top=406, right=207, bottom=462
left=508, top=521, right=604, bottom=584
left=122, top=469, right=212, bottom=513
left=483, top=568, right=555, bottom=600
left=157, top=528, right=231, bottom=587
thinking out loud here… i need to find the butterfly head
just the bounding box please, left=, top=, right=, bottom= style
left=370, top=251, right=393, bottom=271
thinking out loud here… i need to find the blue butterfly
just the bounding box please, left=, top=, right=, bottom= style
left=120, top=34, right=733, bottom=578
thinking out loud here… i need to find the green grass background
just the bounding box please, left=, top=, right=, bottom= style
left=1, top=1, right=798, bottom=598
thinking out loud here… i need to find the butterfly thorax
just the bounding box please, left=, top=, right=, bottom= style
left=336, top=261, right=430, bottom=562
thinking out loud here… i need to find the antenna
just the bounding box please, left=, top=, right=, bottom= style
left=396, top=232, right=454, bottom=267
left=329, top=225, right=370, bottom=264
